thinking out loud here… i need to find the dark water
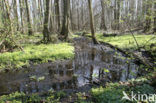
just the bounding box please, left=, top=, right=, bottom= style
left=0, top=38, right=141, bottom=95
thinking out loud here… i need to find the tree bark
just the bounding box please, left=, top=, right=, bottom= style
left=116, top=0, right=120, bottom=30
left=0, top=0, right=7, bottom=25
left=77, top=1, right=80, bottom=30
left=25, top=0, right=33, bottom=35
left=88, top=0, right=98, bottom=44
left=14, top=0, right=20, bottom=31
left=114, top=0, right=120, bottom=30
left=60, top=0, right=70, bottom=40
left=4, top=0, right=13, bottom=35
left=70, top=0, right=74, bottom=31
left=100, top=0, right=107, bottom=30
left=154, top=2, right=156, bottom=33
left=43, top=0, right=50, bottom=43
left=54, top=0, right=60, bottom=32
left=19, top=0, right=24, bottom=33
left=144, top=0, right=152, bottom=32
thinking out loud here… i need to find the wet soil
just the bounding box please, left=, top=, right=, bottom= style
left=0, top=37, right=144, bottom=95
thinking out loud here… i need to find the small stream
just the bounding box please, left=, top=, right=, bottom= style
left=0, top=37, right=143, bottom=95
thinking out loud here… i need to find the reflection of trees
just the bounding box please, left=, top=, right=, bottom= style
left=91, top=48, right=96, bottom=61
left=89, top=65, right=94, bottom=83
left=48, top=61, right=78, bottom=90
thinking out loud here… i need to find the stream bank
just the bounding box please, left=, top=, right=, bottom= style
left=0, top=37, right=152, bottom=103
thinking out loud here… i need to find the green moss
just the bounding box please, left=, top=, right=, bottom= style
left=93, top=34, right=156, bottom=51
left=0, top=43, right=74, bottom=70
left=13, top=33, right=43, bottom=46
left=0, top=77, right=155, bottom=103
left=91, top=78, right=155, bottom=103
left=0, top=92, right=59, bottom=103
left=91, top=33, right=156, bottom=63
left=55, top=91, right=66, bottom=98
left=71, top=34, right=81, bottom=38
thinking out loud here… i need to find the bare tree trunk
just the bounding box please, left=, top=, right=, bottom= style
left=60, top=0, right=70, bottom=41
left=77, top=1, right=80, bottom=30
left=114, top=0, right=120, bottom=30
left=100, top=0, right=107, bottom=30
left=116, top=0, right=120, bottom=30
left=81, top=1, right=84, bottom=31
left=69, top=0, right=73, bottom=31
left=4, top=0, right=13, bottom=35
left=0, top=0, right=7, bottom=25
left=43, top=0, right=50, bottom=43
left=144, top=0, right=152, bottom=32
left=14, top=0, right=20, bottom=31
left=88, top=0, right=98, bottom=44
left=70, top=0, right=74, bottom=31
left=19, top=0, right=24, bottom=33
left=154, top=2, right=156, bottom=33
left=25, top=0, right=33, bottom=35
left=38, top=0, right=44, bottom=27
left=54, top=0, right=60, bottom=32
left=49, top=0, right=53, bottom=33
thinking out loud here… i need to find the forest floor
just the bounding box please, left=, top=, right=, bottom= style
left=0, top=71, right=155, bottom=103
left=86, top=33, right=156, bottom=66
left=0, top=33, right=156, bottom=103
left=95, top=33, right=156, bottom=51
left=0, top=33, right=74, bottom=71
left=83, top=33, right=156, bottom=103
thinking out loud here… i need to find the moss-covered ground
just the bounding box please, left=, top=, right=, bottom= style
left=0, top=73, right=155, bottom=103
left=90, top=33, right=156, bottom=51
left=0, top=33, right=155, bottom=103
left=83, top=33, right=156, bottom=103
left=91, top=75, right=156, bottom=103
left=86, top=33, right=156, bottom=63
left=0, top=33, right=74, bottom=70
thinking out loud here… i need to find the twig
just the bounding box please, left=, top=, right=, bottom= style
left=124, top=19, right=140, bottom=50
left=143, top=36, right=156, bottom=48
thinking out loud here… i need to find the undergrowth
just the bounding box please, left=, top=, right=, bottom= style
left=0, top=33, right=74, bottom=70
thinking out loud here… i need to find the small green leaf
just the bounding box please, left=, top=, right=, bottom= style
left=103, top=68, right=110, bottom=73
left=37, top=76, right=45, bottom=82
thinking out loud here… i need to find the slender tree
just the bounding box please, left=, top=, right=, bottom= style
left=54, top=0, right=60, bottom=32
left=38, top=0, right=44, bottom=27
left=19, top=0, right=24, bottom=33
left=25, top=0, right=33, bottom=35
left=4, top=0, right=13, bottom=35
left=60, top=0, right=70, bottom=40
left=114, top=0, right=120, bottom=30
left=70, top=0, right=74, bottom=30
left=144, top=0, right=152, bottom=32
left=14, top=0, right=20, bottom=31
left=0, top=0, right=7, bottom=25
left=154, top=2, right=156, bottom=33
left=77, top=1, right=80, bottom=30
left=43, top=0, right=50, bottom=43
left=100, top=0, right=107, bottom=30
left=88, top=0, right=98, bottom=44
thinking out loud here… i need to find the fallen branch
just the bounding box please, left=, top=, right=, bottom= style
left=143, top=36, right=156, bottom=48
left=124, top=19, right=140, bottom=50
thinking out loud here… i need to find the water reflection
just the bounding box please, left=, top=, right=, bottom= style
left=0, top=38, right=140, bottom=95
